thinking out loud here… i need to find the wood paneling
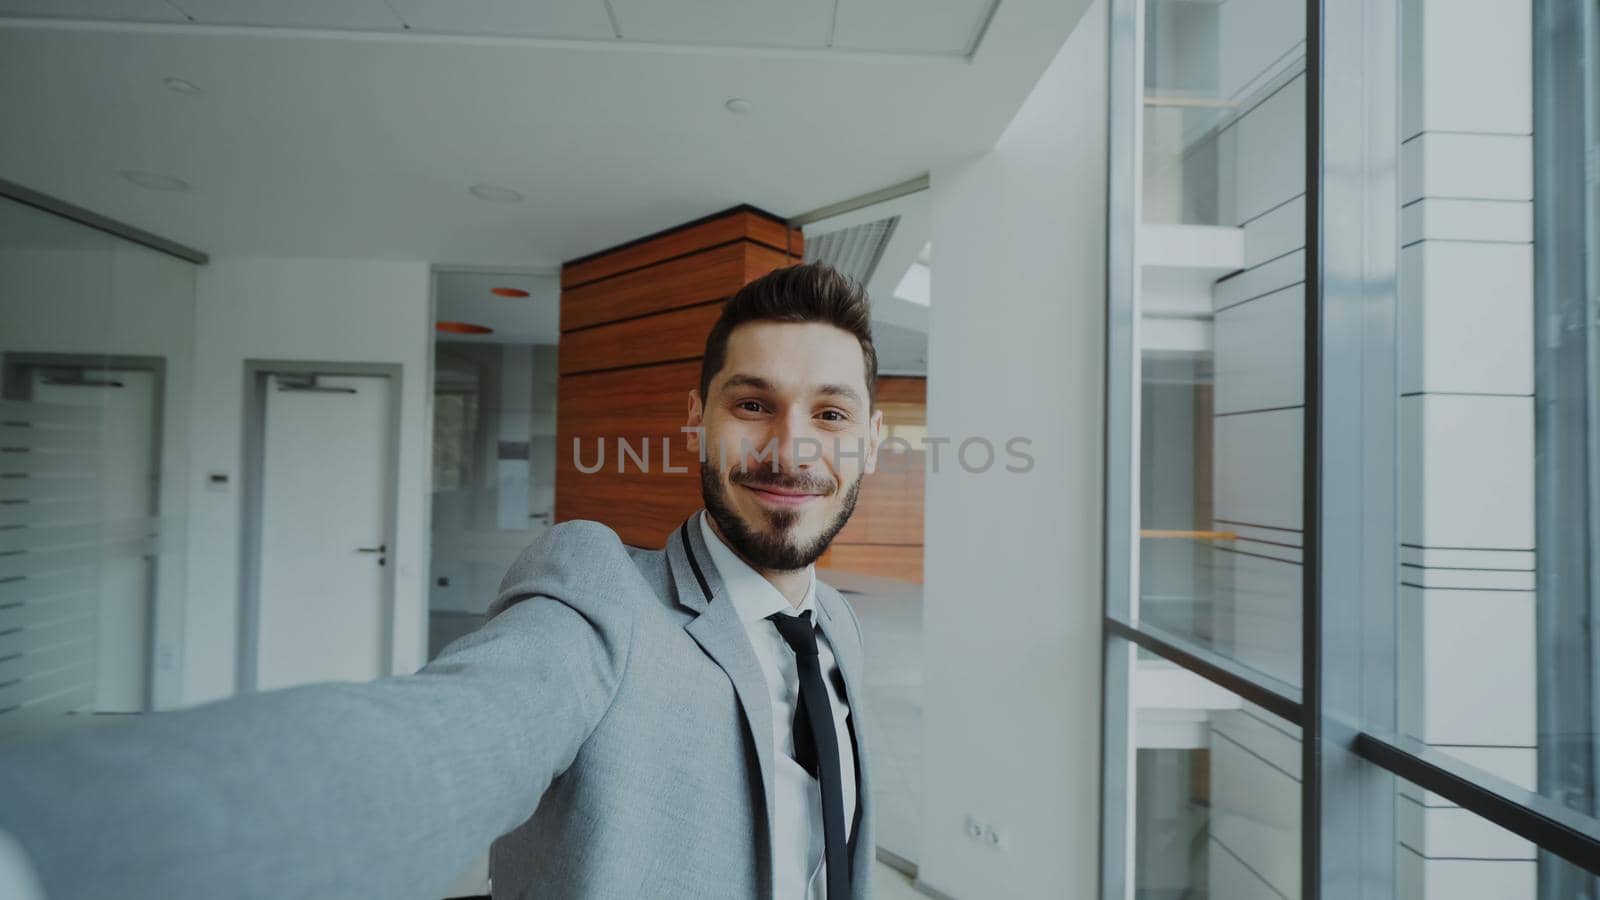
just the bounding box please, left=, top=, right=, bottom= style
left=563, top=242, right=791, bottom=332
left=562, top=207, right=798, bottom=290
left=559, top=303, right=724, bottom=375
left=559, top=360, right=699, bottom=436
left=557, top=207, right=800, bottom=548
left=876, top=377, right=927, bottom=406
left=556, top=209, right=928, bottom=573
left=555, top=466, right=701, bottom=549
left=817, top=544, right=924, bottom=584
left=823, top=376, right=926, bottom=583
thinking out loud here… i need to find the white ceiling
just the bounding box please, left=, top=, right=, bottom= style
left=0, top=0, right=1092, bottom=266
left=432, top=268, right=560, bottom=345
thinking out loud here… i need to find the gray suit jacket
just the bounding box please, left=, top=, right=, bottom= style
left=0, top=512, right=876, bottom=900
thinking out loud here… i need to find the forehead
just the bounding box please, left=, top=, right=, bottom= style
left=715, top=321, right=869, bottom=396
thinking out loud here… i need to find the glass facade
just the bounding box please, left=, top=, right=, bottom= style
left=1102, top=0, right=1600, bottom=897
left=1136, top=0, right=1307, bottom=688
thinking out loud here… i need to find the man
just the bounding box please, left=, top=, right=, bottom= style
left=0, top=262, right=884, bottom=900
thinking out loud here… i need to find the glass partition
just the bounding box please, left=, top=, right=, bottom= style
left=0, top=195, right=196, bottom=741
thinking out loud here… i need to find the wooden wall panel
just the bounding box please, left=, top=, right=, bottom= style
left=816, top=544, right=924, bottom=584
left=562, top=207, right=799, bottom=289
left=560, top=303, right=724, bottom=375
left=558, top=206, right=797, bottom=549
left=819, top=375, right=927, bottom=583
left=556, top=206, right=926, bottom=577
left=562, top=242, right=790, bottom=331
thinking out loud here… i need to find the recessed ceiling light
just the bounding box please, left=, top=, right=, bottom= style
left=468, top=183, right=523, bottom=203
left=119, top=170, right=191, bottom=192
left=435, top=321, right=494, bottom=335
left=490, top=287, right=531, bottom=298
left=725, top=98, right=753, bottom=115
left=163, top=77, right=202, bottom=96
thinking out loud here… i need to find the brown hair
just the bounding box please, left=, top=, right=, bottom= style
left=698, top=261, right=878, bottom=405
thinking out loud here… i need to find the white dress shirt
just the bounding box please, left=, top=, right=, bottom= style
left=697, top=512, right=857, bottom=900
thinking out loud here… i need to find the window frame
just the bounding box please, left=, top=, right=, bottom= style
left=1096, top=0, right=1600, bottom=897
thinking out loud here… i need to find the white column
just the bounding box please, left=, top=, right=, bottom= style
left=1397, top=0, right=1537, bottom=896
left=919, top=3, right=1106, bottom=896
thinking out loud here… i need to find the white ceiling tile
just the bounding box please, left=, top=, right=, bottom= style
left=386, top=0, right=615, bottom=40
left=831, top=0, right=994, bottom=55
left=167, top=0, right=403, bottom=31
left=0, top=1, right=186, bottom=22
left=608, top=0, right=832, bottom=49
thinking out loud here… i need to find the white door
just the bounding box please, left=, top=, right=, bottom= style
left=30, top=367, right=157, bottom=714
left=256, top=373, right=392, bottom=690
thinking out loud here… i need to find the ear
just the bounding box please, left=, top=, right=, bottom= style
left=685, top=389, right=705, bottom=455
left=863, top=407, right=885, bottom=475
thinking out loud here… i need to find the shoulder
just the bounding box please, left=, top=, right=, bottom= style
left=488, top=519, right=652, bottom=619
left=817, top=579, right=865, bottom=651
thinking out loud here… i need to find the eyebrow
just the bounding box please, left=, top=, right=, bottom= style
left=718, top=373, right=866, bottom=408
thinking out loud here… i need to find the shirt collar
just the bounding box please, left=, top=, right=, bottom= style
left=697, top=510, right=816, bottom=624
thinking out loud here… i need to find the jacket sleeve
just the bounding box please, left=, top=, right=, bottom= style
left=0, top=520, right=637, bottom=900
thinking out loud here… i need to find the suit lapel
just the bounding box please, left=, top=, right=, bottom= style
left=813, top=582, right=870, bottom=879
left=668, top=514, right=777, bottom=900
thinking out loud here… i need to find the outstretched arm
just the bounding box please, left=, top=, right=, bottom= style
left=0, top=522, right=637, bottom=900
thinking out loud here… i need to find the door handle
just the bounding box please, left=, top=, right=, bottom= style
left=356, top=544, right=387, bottom=553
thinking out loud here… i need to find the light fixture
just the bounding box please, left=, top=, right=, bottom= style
left=119, top=170, right=191, bottom=192
left=435, top=321, right=494, bottom=335
left=724, top=98, right=753, bottom=115
left=468, top=183, right=523, bottom=203
left=163, top=77, right=202, bottom=96
left=490, top=287, right=530, bottom=298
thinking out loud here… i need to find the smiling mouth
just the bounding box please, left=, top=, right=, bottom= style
left=742, top=484, right=825, bottom=507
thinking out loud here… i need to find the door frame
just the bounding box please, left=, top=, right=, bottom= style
left=238, top=359, right=403, bottom=694
left=0, top=351, right=167, bottom=713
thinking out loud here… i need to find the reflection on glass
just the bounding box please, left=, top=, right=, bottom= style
left=1137, top=0, right=1306, bottom=686
left=1133, top=659, right=1301, bottom=898
left=0, top=196, right=196, bottom=741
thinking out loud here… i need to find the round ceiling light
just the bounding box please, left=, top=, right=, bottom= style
left=724, top=98, right=753, bottom=115
left=490, top=287, right=531, bottom=298
left=468, top=183, right=523, bottom=203
left=435, top=321, right=494, bottom=335
left=163, top=77, right=203, bottom=96
left=119, top=170, right=191, bottom=192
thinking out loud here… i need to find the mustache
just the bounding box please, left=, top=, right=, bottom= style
left=728, top=468, right=836, bottom=495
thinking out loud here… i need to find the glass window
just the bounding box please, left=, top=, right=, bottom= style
left=1138, top=0, right=1308, bottom=686
left=1131, top=655, right=1301, bottom=898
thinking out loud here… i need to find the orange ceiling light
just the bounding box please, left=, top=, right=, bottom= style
left=435, top=321, right=494, bottom=335
left=490, top=287, right=530, bottom=298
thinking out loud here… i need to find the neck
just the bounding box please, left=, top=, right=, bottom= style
left=705, top=515, right=811, bottom=608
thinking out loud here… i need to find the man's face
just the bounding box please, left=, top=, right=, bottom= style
left=687, top=321, right=883, bottom=572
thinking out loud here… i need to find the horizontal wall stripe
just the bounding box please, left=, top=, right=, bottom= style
left=1402, top=237, right=1531, bottom=250
left=1239, top=192, right=1308, bottom=229
left=1212, top=725, right=1302, bottom=785
left=1215, top=403, right=1306, bottom=418
left=1209, top=836, right=1293, bottom=900
left=1398, top=842, right=1534, bottom=863
left=1402, top=128, right=1534, bottom=146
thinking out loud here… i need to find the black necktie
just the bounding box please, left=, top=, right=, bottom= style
left=767, top=610, right=851, bottom=900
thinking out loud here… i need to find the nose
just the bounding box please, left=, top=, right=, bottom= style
left=771, top=407, right=819, bottom=473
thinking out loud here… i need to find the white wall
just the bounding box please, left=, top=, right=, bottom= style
left=919, top=2, right=1103, bottom=896
left=183, top=257, right=431, bottom=705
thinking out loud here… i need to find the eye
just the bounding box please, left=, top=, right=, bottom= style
left=735, top=400, right=766, bottom=414
left=818, top=409, right=849, bottom=422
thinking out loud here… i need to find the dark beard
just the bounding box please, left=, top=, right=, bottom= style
left=700, top=462, right=862, bottom=572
